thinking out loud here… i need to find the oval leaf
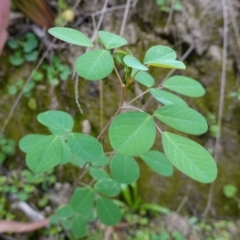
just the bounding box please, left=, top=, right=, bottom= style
left=75, top=49, right=114, bottom=80
left=123, top=55, right=148, bottom=71
left=144, top=45, right=185, bottom=69
left=162, top=132, right=217, bottom=183
left=110, top=154, right=140, bottom=184
left=48, top=27, right=93, bottom=47
left=26, top=135, right=63, bottom=172
left=55, top=204, right=74, bottom=218
left=94, top=178, right=121, bottom=197
left=154, top=105, right=208, bottom=135
left=133, top=70, right=155, bottom=87
left=163, top=75, right=206, bottom=97
left=150, top=88, right=188, bottom=106
left=98, top=31, right=128, bottom=49
left=37, top=110, right=74, bottom=136
left=96, top=196, right=121, bottom=226
left=70, top=187, right=95, bottom=221
left=70, top=215, right=88, bottom=238
left=109, top=112, right=156, bottom=156
left=19, top=134, right=47, bottom=153
left=68, top=133, right=103, bottom=163
left=140, top=150, right=173, bottom=176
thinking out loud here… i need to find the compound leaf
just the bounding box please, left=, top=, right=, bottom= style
left=48, top=27, right=93, bottom=47
left=26, top=135, right=62, bottom=172
left=94, top=178, right=121, bottom=197
left=110, top=154, right=140, bottom=184
left=162, top=132, right=217, bottom=183
left=37, top=110, right=74, bottom=136
left=75, top=49, right=114, bottom=80
left=96, top=196, right=121, bottom=226
left=109, top=112, right=156, bottom=156
left=140, top=150, right=173, bottom=176
left=154, top=105, right=208, bottom=135
left=68, top=133, right=103, bottom=163
left=98, top=31, right=127, bottom=49
left=163, top=75, right=205, bottom=97
left=149, top=88, right=188, bottom=106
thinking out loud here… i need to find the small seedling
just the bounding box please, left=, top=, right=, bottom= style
left=19, top=27, right=217, bottom=238
left=0, top=135, right=16, bottom=163
left=7, top=32, right=39, bottom=66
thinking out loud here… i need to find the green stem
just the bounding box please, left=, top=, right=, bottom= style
left=114, top=66, right=124, bottom=87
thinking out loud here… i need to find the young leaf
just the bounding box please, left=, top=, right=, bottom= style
left=123, top=55, right=148, bottom=71
left=162, top=132, right=217, bottom=183
left=154, top=105, right=208, bottom=135
left=67, top=133, right=103, bottom=163
left=163, top=75, right=205, bottom=97
left=89, top=167, right=110, bottom=180
left=19, top=134, right=47, bottom=153
left=70, top=214, right=88, bottom=238
left=98, top=31, right=128, bottom=49
left=75, top=49, right=114, bottom=80
left=96, top=196, right=121, bottom=226
left=133, top=70, right=155, bottom=87
left=110, top=154, right=140, bottom=184
left=37, top=110, right=74, bottom=136
left=149, top=88, right=188, bottom=106
left=144, top=45, right=185, bottom=69
left=48, top=27, right=93, bottom=47
left=26, top=135, right=63, bottom=172
left=140, top=150, right=173, bottom=176
left=70, top=187, right=95, bottom=221
left=94, top=178, right=121, bottom=197
left=109, top=112, right=156, bottom=156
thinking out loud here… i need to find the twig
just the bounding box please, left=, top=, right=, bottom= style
left=119, top=0, right=131, bottom=36
left=202, top=0, right=228, bottom=217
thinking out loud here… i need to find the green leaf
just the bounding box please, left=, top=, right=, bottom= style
left=48, top=27, right=93, bottom=47
left=26, top=135, right=63, bottom=172
left=19, top=134, right=47, bottom=153
left=123, top=55, right=148, bottom=71
left=70, top=214, right=88, bottom=238
left=223, top=184, right=237, bottom=198
left=61, top=141, right=72, bottom=164
left=94, top=178, right=121, bottom=197
left=149, top=88, right=188, bottom=106
left=75, top=49, right=114, bottom=80
left=162, top=132, right=217, bottom=183
left=91, top=154, right=109, bottom=167
left=89, top=167, right=110, bottom=180
left=37, top=110, right=74, bottom=136
left=98, top=31, right=128, bottom=49
left=109, top=112, right=156, bottom=156
left=143, top=45, right=185, bottom=69
left=70, top=187, right=95, bottom=221
left=140, top=151, right=173, bottom=176
left=67, top=133, right=103, bottom=163
left=163, top=75, right=205, bottom=97
left=9, top=54, right=24, bottom=66
left=96, top=196, right=121, bottom=226
left=133, top=70, right=155, bottom=87
left=154, top=105, right=208, bottom=135
left=55, top=204, right=74, bottom=218
left=110, top=154, right=140, bottom=184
